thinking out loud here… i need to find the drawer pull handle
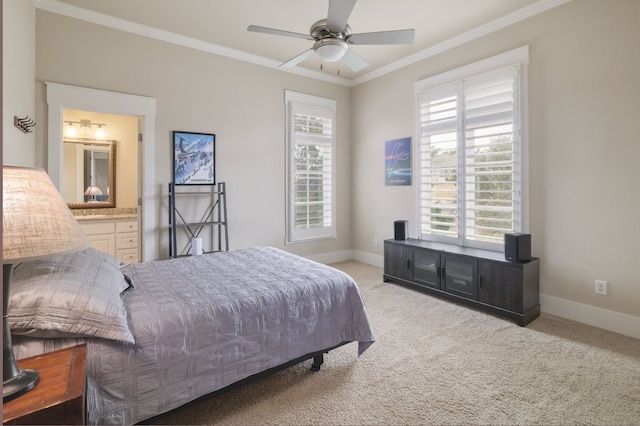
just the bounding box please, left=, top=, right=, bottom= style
left=406, top=259, right=410, bottom=269
left=478, top=274, right=483, bottom=288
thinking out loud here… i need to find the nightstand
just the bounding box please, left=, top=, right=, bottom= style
left=3, top=344, right=87, bottom=425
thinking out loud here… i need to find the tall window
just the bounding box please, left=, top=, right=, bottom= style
left=415, top=47, right=529, bottom=251
left=285, top=91, right=336, bottom=243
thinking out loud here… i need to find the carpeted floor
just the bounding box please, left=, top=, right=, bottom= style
left=149, top=260, right=640, bottom=425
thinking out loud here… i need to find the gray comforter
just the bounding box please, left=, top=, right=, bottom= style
left=13, top=247, right=375, bottom=425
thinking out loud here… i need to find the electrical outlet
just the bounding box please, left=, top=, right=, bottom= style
left=373, top=238, right=378, bottom=248
left=595, top=279, right=608, bottom=296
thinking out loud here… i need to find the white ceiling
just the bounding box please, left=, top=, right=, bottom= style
left=40, top=0, right=567, bottom=85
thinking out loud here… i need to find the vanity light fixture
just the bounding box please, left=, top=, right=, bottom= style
left=65, top=120, right=107, bottom=139
left=65, top=122, right=77, bottom=138
left=94, top=125, right=106, bottom=139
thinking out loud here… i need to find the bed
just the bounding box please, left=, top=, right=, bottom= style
left=8, top=246, right=375, bottom=425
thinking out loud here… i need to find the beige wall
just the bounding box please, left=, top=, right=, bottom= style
left=34, top=10, right=353, bottom=260
left=352, top=0, right=640, bottom=321
left=6, top=0, right=638, bottom=336
left=3, top=0, right=36, bottom=166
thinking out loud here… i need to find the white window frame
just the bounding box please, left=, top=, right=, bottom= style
left=285, top=90, right=337, bottom=244
left=414, top=46, right=530, bottom=251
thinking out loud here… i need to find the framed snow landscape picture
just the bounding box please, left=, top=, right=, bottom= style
left=173, top=131, right=216, bottom=185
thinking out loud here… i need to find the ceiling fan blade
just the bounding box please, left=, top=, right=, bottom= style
left=279, top=48, right=315, bottom=68
left=247, top=25, right=313, bottom=41
left=327, top=0, right=357, bottom=33
left=341, top=48, right=369, bottom=72
left=348, top=29, right=415, bottom=45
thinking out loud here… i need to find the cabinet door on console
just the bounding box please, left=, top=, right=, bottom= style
left=477, top=261, right=523, bottom=313
left=413, top=249, right=441, bottom=289
left=442, top=255, right=477, bottom=300
left=384, top=243, right=413, bottom=281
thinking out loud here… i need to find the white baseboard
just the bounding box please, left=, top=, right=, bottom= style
left=539, top=294, right=640, bottom=340
left=315, top=250, right=639, bottom=341
left=352, top=250, right=384, bottom=268
left=307, top=249, right=355, bottom=265
left=308, top=249, right=384, bottom=266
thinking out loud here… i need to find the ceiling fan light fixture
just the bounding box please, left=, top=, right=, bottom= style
left=248, top=0, right=414, bottom=72
left=313, top=38, right=348, bottom=62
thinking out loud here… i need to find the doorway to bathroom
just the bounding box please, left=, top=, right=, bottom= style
left=46, top=82, right=157, bottom=261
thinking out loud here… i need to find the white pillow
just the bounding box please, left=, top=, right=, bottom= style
left=8, top=248, right=135, bottom=343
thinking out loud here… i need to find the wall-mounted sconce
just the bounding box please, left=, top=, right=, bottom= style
left=65, top=119, right=107, bottom=139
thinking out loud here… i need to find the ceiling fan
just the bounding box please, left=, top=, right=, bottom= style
left=247, top=0, right=415, bottom=72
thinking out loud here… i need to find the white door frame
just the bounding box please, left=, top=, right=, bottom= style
left=46, top=82, right=156, bottom=262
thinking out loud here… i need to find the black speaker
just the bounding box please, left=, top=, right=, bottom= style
left=394, top=220, right=408, bottom=240
left=505, top=233, right=531, bottom=262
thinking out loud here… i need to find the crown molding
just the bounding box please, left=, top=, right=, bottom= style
left=34, top=0, right=570, bottom=88
left=33, top=0, right=352, bottom=86
left=352, top=0, right=571, bottom=86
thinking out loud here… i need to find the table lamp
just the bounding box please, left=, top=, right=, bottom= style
left=84, top=185, right=103, bottom=202
left=3, top=166, right=89, bottom=402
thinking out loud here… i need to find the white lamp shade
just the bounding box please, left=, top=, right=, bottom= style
left=65, top=122, right=77, bottom=138
left=95, top=126, right=106, bottom=139
left=3, top=166, right=89, bottom=263
left=314, top=39, right=348, bottom=62
left=84, top=186, right=103, bottom=196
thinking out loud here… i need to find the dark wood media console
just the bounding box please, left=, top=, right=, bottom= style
left=383, top=239, right=540, bottom=326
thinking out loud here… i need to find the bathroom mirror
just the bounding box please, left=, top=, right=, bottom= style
left=62, top=138, right=116, bottom=209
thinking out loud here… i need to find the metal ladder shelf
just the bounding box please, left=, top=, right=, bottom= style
left=168, top=181, right=228, bottom=258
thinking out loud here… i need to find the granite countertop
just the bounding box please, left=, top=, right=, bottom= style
left=74, top=213, right=138, bottom=221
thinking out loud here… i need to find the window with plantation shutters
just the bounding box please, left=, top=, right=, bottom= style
left=285, top=91, right=336, bottom=243
left=415, top=47, right=529, bottom=251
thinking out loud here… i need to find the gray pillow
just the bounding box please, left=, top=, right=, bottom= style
left=8, top=248, right=135, bottom=343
